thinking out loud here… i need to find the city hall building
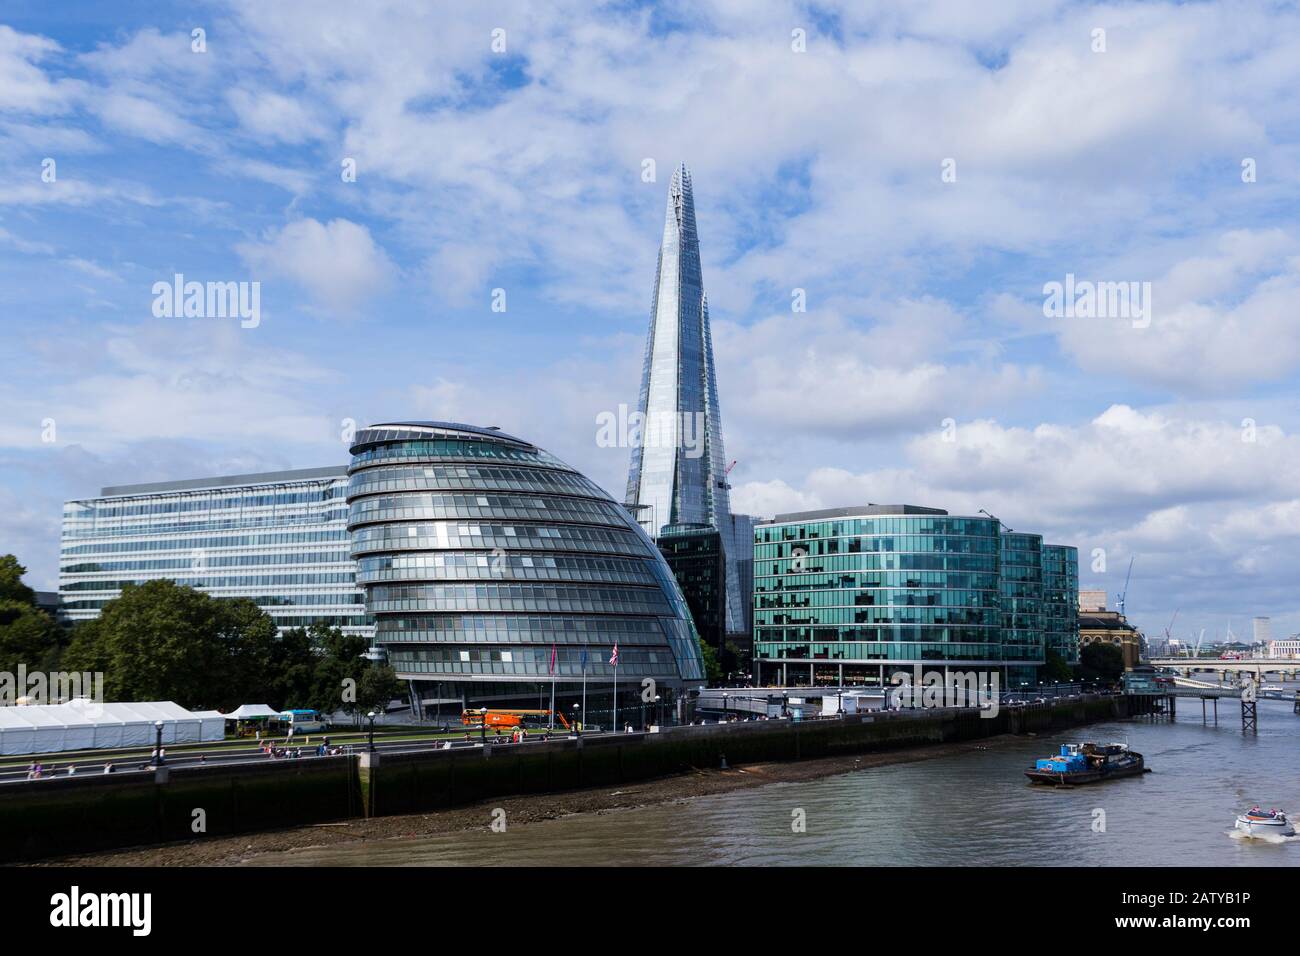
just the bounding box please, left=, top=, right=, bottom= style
left=59, top=467, right=371, bottom=638
left=347, top=421, right=706, bottom=724
left=752, top=505, right=1079, bottom=689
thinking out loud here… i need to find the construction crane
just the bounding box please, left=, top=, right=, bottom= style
left=717, top=460, right=738, bottom=491
left=1116, top=556, right=1135, bottom=618
left=1163, top=608, right=1179, bottom=642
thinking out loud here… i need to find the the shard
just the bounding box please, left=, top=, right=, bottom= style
left=625, top=163, right=751, bottom=652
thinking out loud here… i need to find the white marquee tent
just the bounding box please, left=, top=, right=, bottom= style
left=226, top=703, right=282, bottom=720
left=0, top=699, right=226, bottom=756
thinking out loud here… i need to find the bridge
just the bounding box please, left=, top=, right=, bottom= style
left=1148, top=658, right=1300, bottom=679
left=1127, top=673, right=1300, bottom=732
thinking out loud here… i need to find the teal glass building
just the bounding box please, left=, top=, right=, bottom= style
left=348, top=421, right=705, bottom=723
left=1043, top=544, right=1081, bottom=666
left=753, top=505, right=1076, bottom=688
left=1000, top=532, right=1044, bottom=677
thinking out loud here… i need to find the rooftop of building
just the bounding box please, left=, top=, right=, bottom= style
left=1079, top=611, right=1140, bottom=632
left=762, top=504, right=950, bottom=524
left=96, top=465, right=348, bottom=498
left=350, top=420, right=532, bottom=451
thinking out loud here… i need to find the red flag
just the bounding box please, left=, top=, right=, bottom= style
left=549, top=644, right=557, bottom=675
left=609, top=643, right=619, bottom=668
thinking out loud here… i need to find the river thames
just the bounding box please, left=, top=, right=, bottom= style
left=246, top=699, right=1300, bottom=866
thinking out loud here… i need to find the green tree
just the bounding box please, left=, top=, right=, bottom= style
left=266, top=625, right=317, bottom=711
left=357, top=663, right=403, bottom=715
left=0, top=555, right=63, bottom=678
left=697, top=636, right=722, bottom=686
left=1078, top=641, right=1125, bottom=684
left=0, top=554, right=37, bottom=606
left=61, top=580, right=274, bottom=709
left=1042, top=649, right=1073, bottom=683
left=297, top=623, right=404, bottom=718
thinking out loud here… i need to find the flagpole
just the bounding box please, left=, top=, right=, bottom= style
left=581, top=648, right=588, bottom=733
left=549, top=643, right=556, bottom=730
left=613, top=659, right=619, bottom=732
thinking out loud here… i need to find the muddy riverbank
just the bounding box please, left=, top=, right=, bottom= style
left=39, top=735, right=1024, bottom=866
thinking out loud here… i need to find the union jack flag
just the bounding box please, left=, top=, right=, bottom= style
left=548, top=644, right=557, bottom=675
left=609, top=643, right=619, bottom=668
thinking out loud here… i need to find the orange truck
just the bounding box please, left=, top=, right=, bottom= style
left=461, top=708, right=572, bottom=730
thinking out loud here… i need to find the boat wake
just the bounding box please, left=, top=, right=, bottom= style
left=1226, top=828, right=1299, bottom=845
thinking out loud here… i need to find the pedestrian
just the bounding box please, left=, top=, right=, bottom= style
left=103, top=762, right=115, bottom=774
left=67, top=764, right=76, bottom=776
left=158, top=747, right=166, bottom=764
left=26, top=762, right=36, bottom=780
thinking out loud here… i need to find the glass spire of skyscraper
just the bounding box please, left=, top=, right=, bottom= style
left=625, top=163, right=748, bottom=639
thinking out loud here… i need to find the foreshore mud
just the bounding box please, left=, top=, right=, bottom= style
left=40, top=735, right=1024, bottom=866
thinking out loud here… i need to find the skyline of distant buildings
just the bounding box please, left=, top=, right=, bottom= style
left=65, top=162, right=1300, bottom=687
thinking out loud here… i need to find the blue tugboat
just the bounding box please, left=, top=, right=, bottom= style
left=1025, top=742, right=1146, bottom=786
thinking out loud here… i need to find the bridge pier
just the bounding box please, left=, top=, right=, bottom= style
left=1242, top=700, right=1257, bottom=734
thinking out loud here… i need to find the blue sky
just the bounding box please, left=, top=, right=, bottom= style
left=3, top=0, right=1300, bottom=647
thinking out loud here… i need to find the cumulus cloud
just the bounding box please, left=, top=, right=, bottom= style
left=237, top=218, right=395, bottom=314
left=733, top=404, right=1300, bottom=635
left=713, top=305, right=1042, bottom=438
left=1055, top=230, right=1300, bottom=392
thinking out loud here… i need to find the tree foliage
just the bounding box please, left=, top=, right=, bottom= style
left=1078, top=641, right=1125, bottom=683
left=61, top=579, right=403, bottom=713
left=1042, top=649, right=1074, bottom=683
left=0, top=554, right=63, bottom=677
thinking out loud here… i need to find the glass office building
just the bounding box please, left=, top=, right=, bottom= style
left=754, top=505, right=1073, bottom=688
left=348, top=421, right=705, bottom=723
left=1043, top=544, right=1081, bottom=665
left=59, top=467, right=371, bottom=638
left=1000, top=532, right=1044, bottom=673
left=623, top=163, right=752, bottom=661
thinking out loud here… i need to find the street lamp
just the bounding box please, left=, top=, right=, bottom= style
left=366, top=711, right=377, bottom=753
left=572, top=703, right=581, bottom=738
left=478, top=707, right=488, bottom=746
left=654, top=694, right=662, bottom=728
left=153, top=721, right=164, bottom=765
left=722, top=693, right=729, bottom=724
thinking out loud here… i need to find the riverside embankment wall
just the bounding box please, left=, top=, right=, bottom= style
left=1, top=693, right=1147, bottom=862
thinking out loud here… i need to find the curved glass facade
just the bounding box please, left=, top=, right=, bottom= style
left=348, top=421, right=705, bottom=719
left=753, top=507, right=1073, bottom=687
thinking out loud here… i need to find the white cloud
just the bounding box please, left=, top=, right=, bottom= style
left=226, top=87, right=323, bottom=143
left=237, top=218, right=395, bottom=313
left=1056, top=230, right=1300, bottom=392
left=0, top=26, right=80, bottom=113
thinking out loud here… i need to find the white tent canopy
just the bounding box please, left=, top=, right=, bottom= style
left=0, top=699, right=226, bottom=756
left=188, top=711, right=229, bottom=741
left=226, top=704, right=283, bottom=720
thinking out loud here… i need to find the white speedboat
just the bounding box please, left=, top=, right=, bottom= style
left=1234, top=807, right=1295, bottom=837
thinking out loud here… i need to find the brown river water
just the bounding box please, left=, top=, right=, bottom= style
left=243, top=702, right=1300, bottom=866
